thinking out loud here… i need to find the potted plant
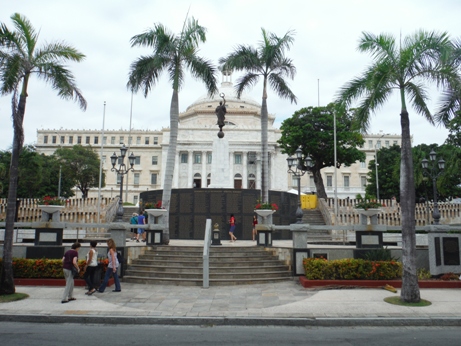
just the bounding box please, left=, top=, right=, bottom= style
left=145, top=201, right=167, bottom=217
left=254, top=201, right=278, bottom=218
left=354, top=200, right=382, bottom=218
left=37, top=196, right=66, bottom=214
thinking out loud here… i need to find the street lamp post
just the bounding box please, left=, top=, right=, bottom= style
left=111, top=145, right=135, bottom=222
left=287, top=147, right=313, bottom=223
left=421, top=150, right=445, bottom=225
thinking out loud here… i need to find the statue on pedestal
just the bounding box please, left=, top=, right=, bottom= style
left=215, top=93, right=226, bottom=138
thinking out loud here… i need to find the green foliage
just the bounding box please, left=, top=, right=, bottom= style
left=278, top=103, right=365, bottom=200
left=303, top=257, right=402, bottom=280
left=417, top=268, right=432, bottom=280
left=0, top=258, right=108, bottom=279
left=354, top=200, right=382, bottom=210
left=362, top=248, right=395, bottom=261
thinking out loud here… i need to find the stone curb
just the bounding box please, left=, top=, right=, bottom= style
left=1, top=314, right=460, bottom=327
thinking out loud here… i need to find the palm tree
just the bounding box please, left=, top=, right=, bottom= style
left=337, top=30, right=457, bottom=303
left=127, top=17, right=218, bottom=244
left=0, top=13, right=87, bottom=294
left=219, top=28, right=297, bottom=204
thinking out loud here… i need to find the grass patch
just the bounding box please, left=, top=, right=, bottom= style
left=384, top=296, right=432, bottom=307
left=0, top=292, right=29, bottom=303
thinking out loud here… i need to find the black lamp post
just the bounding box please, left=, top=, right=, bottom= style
left=421, top=150, right=445, bottom=225
left=111, top=145, right=135, bottom=222
left=287, top=147, right=313, bottom=223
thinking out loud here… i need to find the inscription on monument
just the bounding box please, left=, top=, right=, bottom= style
left=435, top=237, right=441, bottom=266
left=443, top=237, right=460, bottom=266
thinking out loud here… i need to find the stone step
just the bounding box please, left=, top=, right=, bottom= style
left=136, top=254, right=276, bottom=262
left=124, top=269, right=291, bottom=280
left=122, top=275, right=293, bottom=286
left=126, top=264, right=289, bottom=274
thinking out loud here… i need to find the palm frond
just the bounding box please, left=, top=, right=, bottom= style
left=127, top=54, right=165, bottom=96
left=268, top=73, right=297, bottom=104
left=234, top=73, right=260, bottom=98
left=405, top=81, right=432, bottom=124
left=185, top=54, right=218, bottom=97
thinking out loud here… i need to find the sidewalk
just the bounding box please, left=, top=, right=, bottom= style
left=1, top=281, right=460, bottom=326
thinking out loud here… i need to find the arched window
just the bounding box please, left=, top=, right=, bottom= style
left=234, top=173, right=242, bottom=189
left=248, top=173, right=256, bottom=190
left=193, top=173, right=201, bottom=188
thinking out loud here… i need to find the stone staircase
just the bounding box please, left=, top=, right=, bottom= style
left=302, top=209, right=331, bottom=242
left=123, top=246, right=292, bottom=286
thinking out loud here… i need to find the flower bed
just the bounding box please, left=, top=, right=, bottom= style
left=299, top=277, right=461, bottom=289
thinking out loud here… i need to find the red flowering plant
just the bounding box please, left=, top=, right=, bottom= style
left=38, top=196, right=65, bottom=206
left=254, top=201, right=279, bottom=211
left=144, top=201, right=163, bottom=209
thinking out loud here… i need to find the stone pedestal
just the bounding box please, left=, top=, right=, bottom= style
left=110, top=228, right=126, bottom=248
left=209, top=138, right=232, bottom=188
left=428, top=233, right=461, bottom=275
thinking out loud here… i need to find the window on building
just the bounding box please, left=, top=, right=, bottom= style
left=119, top=136, right=124, bottom=144
left=145, top=137, right=149, bottom=145
left=52, top=136, right=57, bottom=144
left=116, top=173, right=122, bottom=185
left=60, top=136, right=65, bottom=144
left=151, top=173, right=158, bottom=185
left=86, top=136, right=90, bottom=144
left=103, top=136, right=107, bottom=144
left=69, top=136, right=73, bottom=144
left=194, top=153, right=201, bottom=164
left=360, top=160, right=366, bottom=168
left=134, top=173, right=140, bottom=185
left=393, top=140, right=398, bottom=145
left=102, top=155, right=106, bottom=164
left=181, top=153, right=188, bottom=163
left=154, top=137, right=158, bottom=145
left=207, top=153, right=212, bottom=164
left=376, top=140, right=381, bottom=149
left=248, top=173, right=256, bottom=189
left=361, top=176, right=367, bottom=188
left=77, top=136, right=82, bottom=144
left=44, top=135, right=48, bottom=144
left=133, top=195, right=138, bottom=205
left=234, top=153, right=242, bottom=164
left=111, top=136, right=115, bottom=144
left=128, top=136, right=132, bottom=145
left=344, top=175, right=350, bottom=188
left=152, top=156, right=158, bottom=165
left=134, top=156, right=141, bottom=165
left=385, top=140, right=390, bottom=147
left=94, top=136, right=99, bottom=144
left=293, top=176, right=300, bottom=188
left=368, top=140, right=373, bottom=149
left=327, top=176, right=332, bottom=187
left=248, top=152, right=256, bottom=164
left=136, top=136, right=141, bottom=145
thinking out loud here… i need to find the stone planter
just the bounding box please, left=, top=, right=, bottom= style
left=355, top=208, right=381, bottom=217
left=38, top=205, right=65, bottom=214
left=145, top=209, right=168, bottom=218
left=355, top=208, right=381, bottom=225
left=254, top=209, right=276, bottom=219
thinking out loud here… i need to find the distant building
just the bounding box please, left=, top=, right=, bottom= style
left=35, top=74, right=402, bottom=203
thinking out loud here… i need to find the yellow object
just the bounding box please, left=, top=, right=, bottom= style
left=383, top=284, right=397, bottom=293
left=301, top=194, right=317, bottom=209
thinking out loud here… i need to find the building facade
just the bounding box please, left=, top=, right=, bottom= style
left=35, top=75, right=402, bottom=203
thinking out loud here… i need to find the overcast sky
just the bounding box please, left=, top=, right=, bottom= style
left=1, top=0, right=460, bottom=151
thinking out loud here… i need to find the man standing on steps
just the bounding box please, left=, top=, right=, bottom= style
left=137, top=211, right=146, bottom=243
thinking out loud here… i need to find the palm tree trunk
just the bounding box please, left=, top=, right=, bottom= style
left=161, top=90, right=179, bottom=245
left=399, top=109, right=420, bottom=303
left=0, top=90, right=27, bottom=294
left=261, top=91, right=269, bottom=203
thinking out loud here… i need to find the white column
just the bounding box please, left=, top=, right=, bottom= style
left=201, top=151, right=207, bottom=187
left=242, top=152, right=248, bottom=189
left=270, top=151, right=275, bottom=191
left=188, top=150, right=193, bottom=188
left=229, top=150, right=234, bottom=188
left=256, top=152, right=262, bottom=190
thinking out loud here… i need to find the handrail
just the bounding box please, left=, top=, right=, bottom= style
left=202, top=219, right=212, bottom=288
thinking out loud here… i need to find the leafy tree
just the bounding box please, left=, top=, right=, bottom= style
left=365, top=144, right=401, bottom=200
left=54, top=145, right=103, bottom=199
left=220, top=28, right=297, bottom=204
left=337, top=30, right=457, bottom=303
left=0, top=13, right=86, bottom=294
left=278, top=103, right=365, bottom=200
left=127, top=16, right=218, bottom=244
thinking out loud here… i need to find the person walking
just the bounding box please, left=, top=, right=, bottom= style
left=252, top=215, right=258, bottom=241
left=61, top=242, right=81, bottom=304
left=83, top=241, right=98, bottom=295
left=137, top=211, right=146, bottom=242
left=130, top=212, right=138, bottom=241
left=98, top=238, right=121, bottom=293
left=229, top=213, right=237, bottom=242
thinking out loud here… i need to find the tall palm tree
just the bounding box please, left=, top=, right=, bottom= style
left=219, top=28, right=297, bottom=204
left=0, top=13, right=87, bottom=294
left=128, top=17, right=218, bottom=244
left=337, top=30, right=457, bottom=303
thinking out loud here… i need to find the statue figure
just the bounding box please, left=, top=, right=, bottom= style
left=215, top=93, right=226, bottom=137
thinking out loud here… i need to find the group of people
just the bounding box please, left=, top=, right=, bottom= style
left=61, top=238, right=121, bottom=304
left=228, top=214, right=259, bottom=242
left=130, top=211, right=147, bottom=242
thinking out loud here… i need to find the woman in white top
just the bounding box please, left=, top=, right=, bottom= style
left=83, top=240, right=98, bottom=295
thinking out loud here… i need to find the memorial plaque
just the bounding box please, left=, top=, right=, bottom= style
left=362, top=235, right=380, bottom=245
left=435, top=237, right=441, bottom=266
left=194, top=216, right=206, bottom=239
left=356, top=231, right=383, bottom=248
left=210, top=191, right=223, bottom=214
left=180, top=191, right=193, bottom=213
left=195, top=191, right=207, bottom=213
left=179, top=215, right=191, bottom=238
left=39, top=232, right=58, bottom=242
left=443, top=237, right=460, bottom=266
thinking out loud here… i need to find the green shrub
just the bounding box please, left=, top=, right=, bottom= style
left=0, top=258, right=108, bottom=279
left=363, top=248, right=396, bottom=261
left=303, top=257, right=402, bottom=280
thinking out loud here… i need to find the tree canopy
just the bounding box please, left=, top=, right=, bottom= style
left=278, top=103, right=365, bottom=200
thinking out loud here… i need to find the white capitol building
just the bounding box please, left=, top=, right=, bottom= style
left=35, top=74, right=401, bottom=204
